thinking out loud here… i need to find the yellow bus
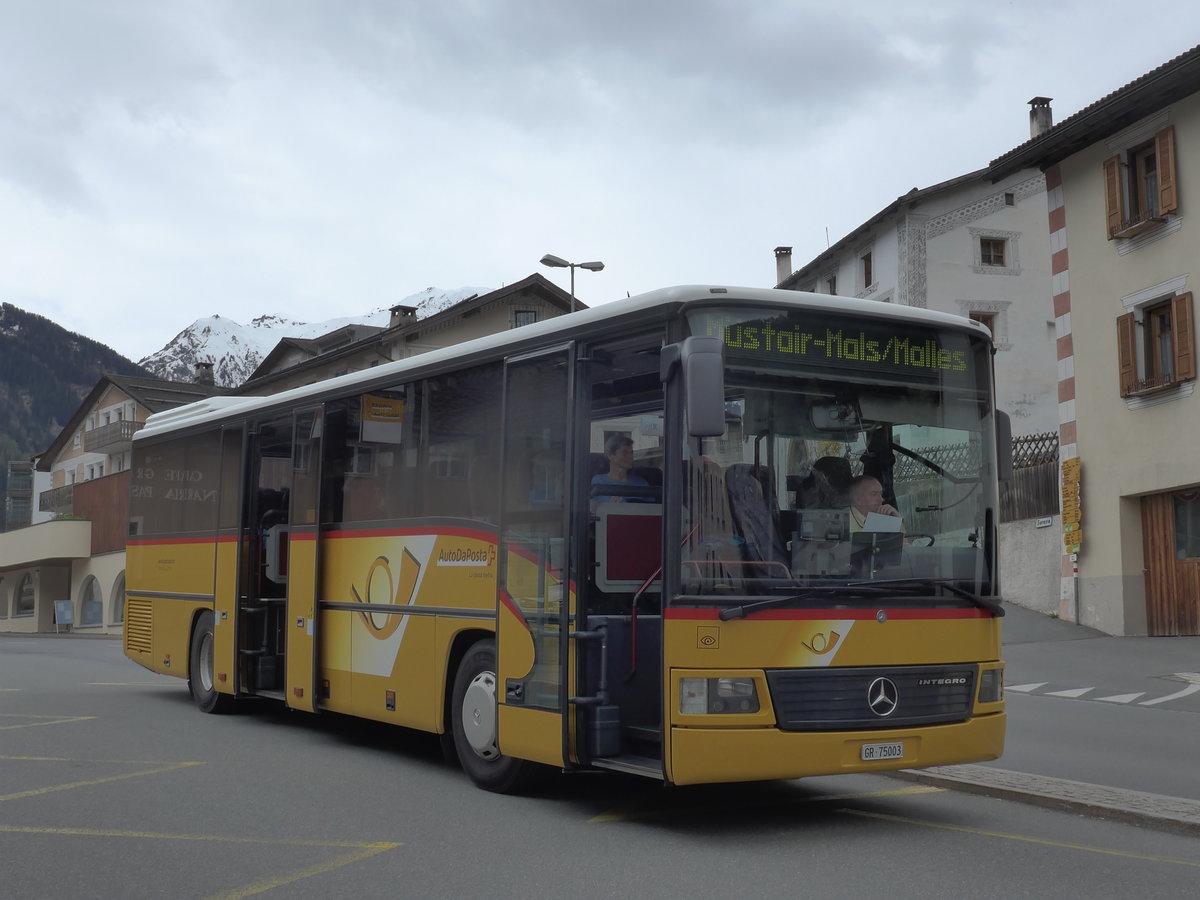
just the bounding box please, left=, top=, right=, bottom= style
left=124, top=285, right=1007, bottom=791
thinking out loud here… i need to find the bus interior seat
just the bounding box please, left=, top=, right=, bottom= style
left=795, top=456, right=854, bottom=509
left=725, top=463, right=789, bottom=568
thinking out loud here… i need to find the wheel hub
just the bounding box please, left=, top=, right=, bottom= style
left=461, top=671, right=499, bottom=760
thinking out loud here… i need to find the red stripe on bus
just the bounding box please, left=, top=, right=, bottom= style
left=126, top=536, right=219, bottom=547
left=664, top=607, right=991, bottom=621
left=325, top=526, right=497, bottom=542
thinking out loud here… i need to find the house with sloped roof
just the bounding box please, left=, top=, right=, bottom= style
left=237, top=273, right=577, bottom=395
left=988, top=44, right=1200, bottom=635
left=0, top=373, right=226, bottom=634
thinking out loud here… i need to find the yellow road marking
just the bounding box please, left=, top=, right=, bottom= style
left=0, top=761, right=204, bottom=803
left=842, top=808, right=1200, bottom=868
left=200, top=843, right=402, bottom=900
left=0, top=714, right=97, bottom=730
left=0, top=824, right=402, bottom=900
left=590, top=783, right=942, bottom=823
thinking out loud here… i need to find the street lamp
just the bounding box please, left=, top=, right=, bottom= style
left=540, top=253, right=604, bottom=312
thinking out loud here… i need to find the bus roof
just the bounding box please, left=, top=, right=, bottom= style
left=135, top=285, right=989, bottom=441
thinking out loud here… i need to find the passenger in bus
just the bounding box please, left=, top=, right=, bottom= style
left=848, top=475, right=904, bottom=534
left=591, top=434, right=651, bottom=504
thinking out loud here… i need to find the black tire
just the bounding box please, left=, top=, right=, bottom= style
left=450, top=639, right=542, bottom=793
left=189, top=611, right=233, bottom=713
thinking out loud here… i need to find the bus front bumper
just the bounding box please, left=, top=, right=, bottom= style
left=668, top=712, right=1005, bottom=786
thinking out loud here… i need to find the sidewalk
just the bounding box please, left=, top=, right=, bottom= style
left=893, top=601, right=1200, bottom=836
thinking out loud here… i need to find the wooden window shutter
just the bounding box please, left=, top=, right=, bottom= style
left=1117, top=312, right=1137, bottom=396
left=1103, top=155, right=1124, bottom=239
left=1156, top=125, right=1178, bottom=215
left=1172, top=291, right=1195, bottom=382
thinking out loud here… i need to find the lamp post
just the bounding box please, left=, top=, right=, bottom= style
left=540, top=253, right=604, bottom=312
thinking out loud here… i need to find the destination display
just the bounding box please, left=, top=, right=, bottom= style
left=689, top=308, right=979, bottom=381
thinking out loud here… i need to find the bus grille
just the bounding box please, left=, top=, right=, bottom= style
left=766, top=664, right=977, bottom=731
left=125, top=600, right=152, bottom=655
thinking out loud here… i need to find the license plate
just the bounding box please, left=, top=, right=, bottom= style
left=860, top=741, right=904, bottom=762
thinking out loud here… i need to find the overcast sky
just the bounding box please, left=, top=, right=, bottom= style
left=3, top=1, right=1199, bottom=361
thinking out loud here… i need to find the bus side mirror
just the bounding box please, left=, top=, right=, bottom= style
left=995, top=410, right=1013, bottom=482
left=662, top=336, right=725, bottom=437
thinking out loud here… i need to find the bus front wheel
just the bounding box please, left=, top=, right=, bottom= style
left=451, top=639, right=540, bottom=793
left=189, top=611, right=232, bottom=713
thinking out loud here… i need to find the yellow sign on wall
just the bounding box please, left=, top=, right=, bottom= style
left=1061, top=457, right=1082, bottom=553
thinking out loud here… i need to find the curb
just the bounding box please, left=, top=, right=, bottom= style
left=891, top=764, right=1200, bottom=837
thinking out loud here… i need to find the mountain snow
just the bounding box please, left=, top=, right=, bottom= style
left=138, top=286, right=489, bottom=387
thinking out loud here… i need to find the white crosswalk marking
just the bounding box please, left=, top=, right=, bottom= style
left=1139, top=683, right=1200, bottom=706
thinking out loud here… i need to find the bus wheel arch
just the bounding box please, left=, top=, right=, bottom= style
left=188, top=610, right=233, bottom=713
left=449, top=636, right=540, bottom=792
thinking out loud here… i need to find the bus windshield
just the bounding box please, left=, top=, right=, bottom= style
left=680, top=305, right=1000, bottom=606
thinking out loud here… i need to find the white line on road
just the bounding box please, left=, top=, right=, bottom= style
left=1004, top=683, right=1047, bottom=693
left=1139, top=683, right=1200, bottom=706
left=1045, top=687, right=1093, bottom=698
left=1095, top=693, right=1145, bottom=704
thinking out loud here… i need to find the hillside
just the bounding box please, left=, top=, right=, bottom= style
left=0, top=303, right=149, bottom=528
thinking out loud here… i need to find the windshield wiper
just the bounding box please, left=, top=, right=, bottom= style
left=847, top=577, right=1004, bottom=617
left=718, top=586, right=889, bottom=621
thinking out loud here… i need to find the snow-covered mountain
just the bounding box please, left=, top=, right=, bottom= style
left=139, top=286, right=489, bottom=387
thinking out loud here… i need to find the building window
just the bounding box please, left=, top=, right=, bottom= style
left=79, top=576, right=103, bottom=627
left=1175, top=491, right=1200, bottom=559
left=1117, top=292, right=1195, bottom=396
left=970, top=311, right=997, bottom=335
left=111, top=572, right=125, bottom=624
left=857, top=248, right=875, bottom=294
left=980, top=238, right=1006, bottom=267
left=825, top=275, right=837, bottom=294
left=15, top=574, right=34, bottom=616
left=512, top=309, right=537, bottom=328
left=1104, top=126, right=1178, bottom=239
left=957, top=300, right=1012, bottom=351
left=970, top=228, right=1021, bottom=275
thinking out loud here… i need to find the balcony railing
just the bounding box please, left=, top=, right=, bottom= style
left=84, top=420, right=143, bottom=453
left=39, top=483, right=75, bottom=515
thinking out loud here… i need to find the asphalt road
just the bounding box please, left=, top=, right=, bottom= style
left=995, top=604, right=1200, bottom=800
left=4, top=634, right=1200, bottom=899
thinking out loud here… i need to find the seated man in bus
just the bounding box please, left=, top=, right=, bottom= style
left=591, top=435, right=652, bottom=504
left=848, top=475, right=904, bottom=535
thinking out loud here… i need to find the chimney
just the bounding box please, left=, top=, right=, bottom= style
left=1028, top=97, right=1053, bottom=138
left=194, top=361, right=215, bottom=386
left=774, top=246, right=793, bottom=285
left=389, top=304, right=418, bottom=328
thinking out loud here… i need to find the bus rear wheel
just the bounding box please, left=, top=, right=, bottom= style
left=189, top=611, right=232, bottom=713
left=451, top=639, right=541, bottom=793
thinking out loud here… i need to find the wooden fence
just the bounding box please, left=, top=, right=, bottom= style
left=892, top=431, right=1059, bottom=525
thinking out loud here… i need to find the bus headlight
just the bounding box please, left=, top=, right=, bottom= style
left=680, top=677, right=760, bottom=714
left=977, top=667, right=1004, bottom=703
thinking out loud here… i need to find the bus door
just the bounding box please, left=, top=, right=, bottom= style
left=496, top=345, right=575, bottom=768
left=578, top=335, right=667, bottom=778
left=234, top=415, right=295, bottom=700
left=285, top=407, right=323, bottom=712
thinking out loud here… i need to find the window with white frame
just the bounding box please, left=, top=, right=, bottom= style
left=512, top=309, right=538, bottom=328
left=956, top=300, right=1013, bottom=351
left=1104, top=123, right=1179, bottom=240
left=1117, top=289, right=1195, bottom=397
left=970, top=228, right=1021, bottom=276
